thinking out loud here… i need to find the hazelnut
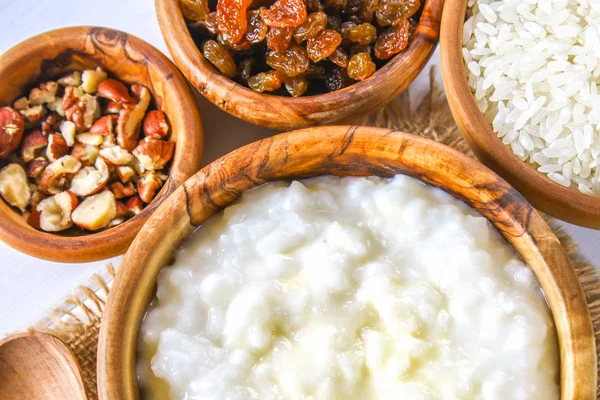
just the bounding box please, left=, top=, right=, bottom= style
left=99, top=145, right=133, bottom=166
left=26, top=157, right=49, bottom=179
left=20, top=105, right=45, bottom=124
left=111, top=181, right=137, bottom=199
left=0, top=106, right=25, bottom=159
left=132, top=137, right=175, bottom=170
left=71, top=191, right=117, bottom=231
left=137, top=171, right=163, bottom=203
left=39, top=155, right=82, bottom=194
left=143, top=110, right=170, bottom=139
left=46, top=133, right=70, bottom=162
left=69, top=158, right=110, bottom=197
left=29, top=82, right=58, bottom=106
left=126, top=195, right=144, bottom=215
left=90, top=114, right=118, bottom=136
left=0, top=163, right=32, bottom=212
left=28, top=190, right=78, bottom=232
left=97, top=79, right=135, bottom=104
left=80, top=67, right=107, bottom=94
left=20, top=129, right=48, bottom=162
left=70, top=143, right=99, bottom=166
left=116, top=85, right=151, bottom=151
left=104, top=101, right=123, bottom=114
left=60, top=120, right=77, bottom=147
left=57, top=71, right=82, bottom=87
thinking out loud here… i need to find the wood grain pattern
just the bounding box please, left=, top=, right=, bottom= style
left=98, top=126, right=596, bottom=400
left=0, top=26, right=203, bottom=262
left=440, top=0, right=600, bottom=229
left=155, top=0, right=444, bottom=130
left=0, top=332, right=87, bottom=400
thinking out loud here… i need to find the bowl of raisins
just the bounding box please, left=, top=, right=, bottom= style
left=156, top=0, right=444, bottom=130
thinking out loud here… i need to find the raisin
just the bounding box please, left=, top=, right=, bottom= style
left=203, top=12, right=220, bottom=34
left=237, top=58, right=255, bottom=82
left=267, top=45, right=310, bottom=76
left=246, top=9, right=268, bottom=43
left=324, top=0, right=346, bottom=10
left=203, top=40, right=237, bottom=78
left=306, top=29, right=342, bottom=62
left=326, top=13, right=342, bottom=31
left=248, top=70, right=284, bottom=92
left=345, top=0, right=362, bottom=14
left=284, top=76, right=308, bottom=96
left=347, top=15, right=361, bottom=24
left=323, top=67, right=352, bottom=92
left=350, top=43, right=372, bottom=56
left=180, top=0, right=209, bottom=20
left=348, top=52, right=376, bottom=81
left=307, top=0, right=324, bottom=12
left=293, top=12, right=328, bottom=43
left=375, top=0, right=419, bottom=26
left=347, top=23, right=377, bottom=45
left=374, top=17, right=410, bottom=59
left=266, top=26, right=294, bottom=52
left=260, top=0, right=307, bottom=28
left=218, top=33, right=251, bottom=50
left=358, top=0, right=379, bottom=22
left=304, top=64, right=326, bottom=79
left=340, top=21, right=357, bottom=45
left=216, top=0, right=252, bottom=44
left=328, top=47, right=349, bottom=67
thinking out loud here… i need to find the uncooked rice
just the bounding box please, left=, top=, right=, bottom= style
left=463, top=0, right=600, bottom=195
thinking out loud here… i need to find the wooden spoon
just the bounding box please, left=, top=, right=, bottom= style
left=0, top=331, right=87, bottom=400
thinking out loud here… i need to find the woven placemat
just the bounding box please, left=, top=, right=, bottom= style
left=31, top=67, right=600, bottom=399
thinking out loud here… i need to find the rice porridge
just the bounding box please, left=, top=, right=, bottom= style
left=138, top=175, right=559, bottom=399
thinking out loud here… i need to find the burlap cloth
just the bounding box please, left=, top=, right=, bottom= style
left=31, top=68, right=600, bottom=399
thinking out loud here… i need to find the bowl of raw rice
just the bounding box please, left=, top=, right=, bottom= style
left=441, top=0, right=600, bottom=228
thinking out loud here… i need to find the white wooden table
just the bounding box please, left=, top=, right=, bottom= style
left=0, top=0, right=598, bottom=334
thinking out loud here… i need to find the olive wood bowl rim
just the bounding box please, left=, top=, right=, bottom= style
left=440, top=0, right=600, bottom=229
left=98, top=125, right=596, bottom=400
left=154, top=0, right=445, bottom=130
left=0, top=26, right=203, bottom=263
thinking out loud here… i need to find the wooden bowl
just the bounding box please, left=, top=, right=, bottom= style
left=98, top=126, right=596, bottom=400
left=155, top=0, right=444, bottom=130
left=0, top=27, right=203, bottom=263
left=440, top=0, right=600, bottom=229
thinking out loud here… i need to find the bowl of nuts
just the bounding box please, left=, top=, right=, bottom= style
left=156, top=0, right=444, bottom=130
left=0, top=27, right=203, bottom=262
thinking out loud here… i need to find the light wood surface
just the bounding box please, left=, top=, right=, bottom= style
left=440, top=0, right=600, bottom=229
left=0, top=331, right=87, bottom=400
left=97, top=126, right=597, bottom=399
left=155, top=0, right=445, bottom=130
left=0, top=26, right=203, bottom=262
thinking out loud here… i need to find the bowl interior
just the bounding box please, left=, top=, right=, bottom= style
left=0, top=26, right=203, bottom=262
left=98, top=126, right=596, bottom=400
left=440, top=0, right=600, bottom=228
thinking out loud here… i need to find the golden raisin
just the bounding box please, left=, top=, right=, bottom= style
left=180, top=0, right=209, bottom=20
left=348, top=23, right=377, bottom=45
left=324, top=0, right=347, bottom=10
left=267, top=45, right=310, bottom=77
left=248, top=70, right=285, bottom=92
left=293, top=12, right=328, bottom=44
left=328, top=47, right=349, bottom=67
left=306, top=29, right=342, bottom=62
left=358, top=0, right=379, bottom=22
left=374, top=17, right=410, bottom=60
left=347, top=52, right=376, bottom=80
left=216, top=0, right=252, bottom=44
left=284, top=76, right=308, bottom=96
left=375, top=0, right=420, bottom=26
left=203, top=40, right=237, bottom=77
left=218, top=33, right=251, bottom=50
left=246, top=9, right=268, bottom=43
left=307, top=0, right=324, bottom=11
left=266, top=26, right=295, bottom=52
left=260, top=0, right=308, bottom=28
left=203, top=12, right=220, bottom=34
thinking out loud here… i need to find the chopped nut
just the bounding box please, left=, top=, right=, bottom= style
left=97, top=79, right=135, bottom=104
left=132, top=137, right=175, bottom=170
left=63, top=86, right=97, bottom=131
left=143, top=110, right=170, bottom=139
left=76, top=132, right=104, bottom=146
left=101, top=134, right=116, bottom=149
left=26, top=157, right=48, bottom=179
left=28, top=190, right=78, bottom=232
left=47, top=98, right=65, bottom=117
left=0, top=106, right=25, bottom=159
left=89, top=114, right=118, bottom=136
left=58, top=71, right=82, bottom=87
left=60, top=120, right=77, bottom=147
left=20, top=105, right=45, bottom=124
left=126, top=195, right=144, bottom=214
left=116, top=165, right=135, bottom=183
left=111, top=181, right=137, bottom=199
left=46, top=133, right=69, bottom=162
left=137, top=170, right=163, bottom=203
left=13, top=97, right=29, bottom=110
left=39, top=155, right=82, bottom=194
left=99, top=145, right=133, bottom=166
left=30, top=190, right=46, bottom=209
left=29, top=82, right=58, bottom=106
left=41, top=112, right=63, bottom=134
left=80, top=67, right=107, bottom=94
left=115, top=201, right=133, bottom=219
left=69, top=157, right=110, bottom=197
left=0, top=163, right=32, bottom=212
left=70, top=143, right=99, bottom=166
left=71, top=191, right=117, bottom=231
left=20, top=129, right=48, bottom=162
left=104, top=101, right=123, bottom=114
left=116, top=85, right=150, bottom=151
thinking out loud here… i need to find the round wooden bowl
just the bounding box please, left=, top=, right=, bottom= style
left=0, top=27, right=203, bottom=263
left=155, top=0, right=444, bottom=130
left=98, top=126, right=596, bottom=399
left=441, top=0, right=600, bottom=229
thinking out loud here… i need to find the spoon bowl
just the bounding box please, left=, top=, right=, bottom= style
left=0, top=332, right=87, bottom=400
